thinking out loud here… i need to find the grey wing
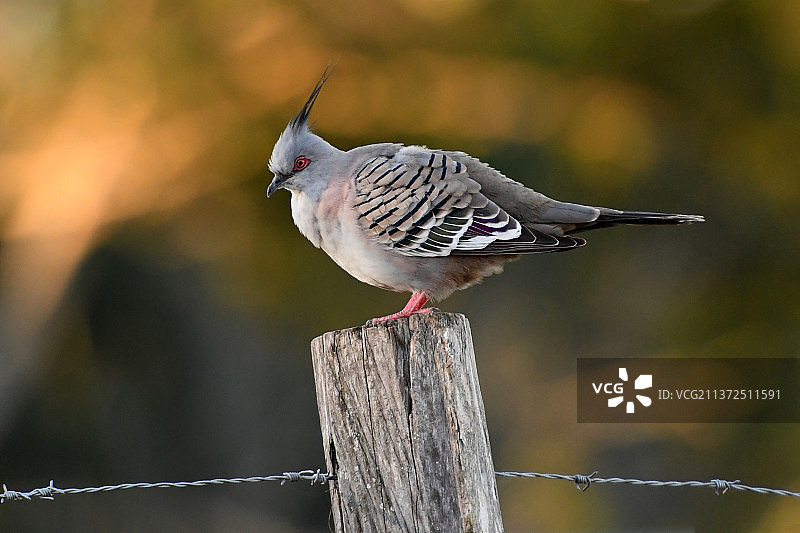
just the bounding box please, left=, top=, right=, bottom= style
left=353, top=146, right=583, bottom=257
left=445, top=150, right=600, bottom=233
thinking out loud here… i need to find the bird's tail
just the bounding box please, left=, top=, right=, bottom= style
left=567, top=208, right=704, bottom=233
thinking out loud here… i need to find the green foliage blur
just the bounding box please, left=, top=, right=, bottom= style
left=1, top=0, right=798, bottom=531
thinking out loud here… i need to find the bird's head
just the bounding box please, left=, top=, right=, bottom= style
left=267, top=68, right=339, bottom=198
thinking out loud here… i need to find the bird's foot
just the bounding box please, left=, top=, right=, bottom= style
left=366, top=292, right=434, bottom=326
left=366, top=308, right=434, bottom=326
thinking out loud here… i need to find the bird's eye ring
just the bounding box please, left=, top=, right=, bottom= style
left=293, top=156, right=310, bottom=172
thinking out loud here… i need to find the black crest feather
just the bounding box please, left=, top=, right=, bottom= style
left=289, top=65, right=335, bottom=132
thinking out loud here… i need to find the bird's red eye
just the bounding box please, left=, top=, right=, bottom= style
left=293, top=156, right=310, bottom=172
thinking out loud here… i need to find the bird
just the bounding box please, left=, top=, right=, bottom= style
left=267, top=69, right=704, bottom=324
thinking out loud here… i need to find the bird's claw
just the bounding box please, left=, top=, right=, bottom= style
left=365, top=307, right=439, bottom=327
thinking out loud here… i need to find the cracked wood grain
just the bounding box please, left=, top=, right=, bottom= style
left=311, top=312, right=503, bottom=533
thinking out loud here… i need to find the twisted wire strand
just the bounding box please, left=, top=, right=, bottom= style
left=4, top=469, right=800, bottom=504
left=1, top=470, right=333, bottom=503
left=495, top=471, right=800, bottom=498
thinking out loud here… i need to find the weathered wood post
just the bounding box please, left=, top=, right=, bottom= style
left=311, top=312, right=503, bottom=533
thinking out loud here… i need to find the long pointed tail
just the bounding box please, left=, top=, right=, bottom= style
left=568, top=209, right=704, bottom=233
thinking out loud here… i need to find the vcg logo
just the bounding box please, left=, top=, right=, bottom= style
left=591, top=367, right=653, bottom=414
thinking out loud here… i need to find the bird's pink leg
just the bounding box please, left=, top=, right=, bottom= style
left=369, top=292, right=433, bottom=324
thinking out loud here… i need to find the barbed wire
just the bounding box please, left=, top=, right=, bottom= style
left=495, top=471, right=800, bottom=497
left=3, top=468, right=799, bottom=504
left=0, top=470, right=333, bottom=503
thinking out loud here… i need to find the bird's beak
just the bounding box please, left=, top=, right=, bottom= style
left=266, top=175, right=286, bottom=198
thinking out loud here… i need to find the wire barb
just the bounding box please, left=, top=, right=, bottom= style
left=711, top=478, right=739, bottom=495
left=573, top=471, right=598, bottom=492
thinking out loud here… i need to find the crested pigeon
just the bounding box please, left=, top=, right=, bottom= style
left=267, top=70, right=704, bottom=324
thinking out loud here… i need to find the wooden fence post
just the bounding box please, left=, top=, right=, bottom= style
left=311, top=312, right=504, bottom=533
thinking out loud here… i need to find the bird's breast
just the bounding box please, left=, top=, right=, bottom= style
left=290, top=191, right=324, bottom=248
left=288, top=181, right=404, bottom=290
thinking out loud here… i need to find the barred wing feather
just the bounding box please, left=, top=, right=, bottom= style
left=353, top=147, right=583, bottom=257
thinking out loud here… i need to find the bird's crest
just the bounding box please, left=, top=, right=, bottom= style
left=288, top=65, right=334, bottom=133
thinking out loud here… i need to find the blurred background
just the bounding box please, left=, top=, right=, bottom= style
left=1, top=0, right=798, bottom=531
